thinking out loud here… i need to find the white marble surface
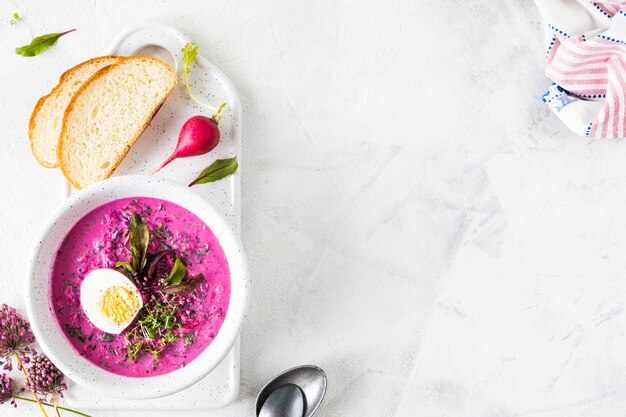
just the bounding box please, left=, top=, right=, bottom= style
left=1, top=0, right=620, bottom=416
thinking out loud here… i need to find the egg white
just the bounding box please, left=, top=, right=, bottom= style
left=80, top=268, right=143, bottom=334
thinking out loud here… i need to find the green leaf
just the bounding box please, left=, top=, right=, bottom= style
left=182, top=42, right=198, bottom=76
left=10, top=12, right=20, bottom=25
left=163, top=275, right=204, bottom=295
left=189, top=157, right=238, bottom=186
left=165, top=258, right=186, bottom=286
left=164, top=332, right=179, bottom=343
left=116, top=261, right=133, bottom=274
left=129, top=214, right=149, bottom=272
left=15, top=29, right=75, bottom=57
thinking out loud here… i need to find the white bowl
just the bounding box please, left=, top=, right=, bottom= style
left=25, top=175, right=249, bottom=399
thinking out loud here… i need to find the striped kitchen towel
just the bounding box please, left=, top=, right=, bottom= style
left=536, top=0, right=626, bottom=138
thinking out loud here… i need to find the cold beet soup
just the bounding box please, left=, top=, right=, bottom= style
left=50, top=197, right=231, bottom=377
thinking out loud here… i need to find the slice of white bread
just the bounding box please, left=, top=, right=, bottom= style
left=58, top=56, right=177, bottom=189
left=29, top=56, right=122, bottom=168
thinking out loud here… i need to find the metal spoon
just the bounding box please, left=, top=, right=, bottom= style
left=258, top=384, right=304, bottom=417
left=256, top=365, right=327, bottom=417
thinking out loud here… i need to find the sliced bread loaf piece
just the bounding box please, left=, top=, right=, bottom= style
left=29, top=56, right=122, bottom=168
left=58, top=56, right=177, bottom=189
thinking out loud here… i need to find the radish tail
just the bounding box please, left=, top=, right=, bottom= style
left=150, top=154, right=175, bottom=174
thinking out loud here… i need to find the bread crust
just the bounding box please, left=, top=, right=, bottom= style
left=58, top=55, right=177, bottom=189
left=28, top=56, right=122, bottom=168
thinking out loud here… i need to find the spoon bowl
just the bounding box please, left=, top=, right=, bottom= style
left=258, top=384, right=304, bottom=417
left=256, top=365, right=327, bottom=417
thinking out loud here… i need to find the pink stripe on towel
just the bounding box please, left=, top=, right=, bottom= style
left=539, top=1, right=626, bottom=138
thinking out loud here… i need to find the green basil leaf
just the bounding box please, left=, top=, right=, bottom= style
left=129, top=214, right=149, bottom=272
left=164, top=258, right=186, bottom=286
left=189, top=157, right=238, bottom=186
left=15, top=29, right=76, bottom=57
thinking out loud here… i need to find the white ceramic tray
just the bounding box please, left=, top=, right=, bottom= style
left=61, top=22, right=242, bottom=409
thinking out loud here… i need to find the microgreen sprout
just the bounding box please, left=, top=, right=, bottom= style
left=125, top=300, right=181, bottom=361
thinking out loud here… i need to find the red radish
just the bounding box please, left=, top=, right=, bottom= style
left=152, top=102, right=226, bottom=172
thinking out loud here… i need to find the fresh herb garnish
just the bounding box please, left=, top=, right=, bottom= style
left=115, top=207, right=207, bottom=363
left=66, top=326, right=85, bottom=343
left=125, top=301, right=181, bottom=361
left=151, top=223, right=166, bottom=240
left=146, top=250, right=172, bottom=281
left=126, top=340, right=143, bottom=362
left=115, top=261, right=134, bottom=275
left=163, top=275, right=204, bottom=295
left=164, top=258, right=186, bottom=286
left=97, top=333, right=115, bottom=343
left=189, top=157, right=238, bottom=186
left=182, top=41, right=225, bottom=118
left=184, top=332, right=195, bottom=346
left=15, top=29, right=76, bottom=57
left=9, top=12, right=19, bottom=25
left=129, top=214, right=149, bottom=272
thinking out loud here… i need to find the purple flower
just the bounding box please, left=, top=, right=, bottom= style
left=0, top=373, right=15, bottom=407
left=24, top=354, right=67, bottom=401
left=0, top=304, right=35, bottom=370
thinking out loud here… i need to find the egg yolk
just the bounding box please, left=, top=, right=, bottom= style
left=99, top=286, right=141, bottom=325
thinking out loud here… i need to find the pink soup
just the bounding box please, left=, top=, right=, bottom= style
left=50, top=197, right=230, bottom=377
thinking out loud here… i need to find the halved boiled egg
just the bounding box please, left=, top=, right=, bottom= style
left=80, top=268, right=143, bottom=334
